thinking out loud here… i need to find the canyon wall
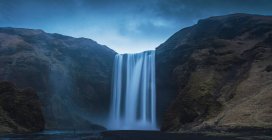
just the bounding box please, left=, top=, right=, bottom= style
left=156, top=13, right=272, bottom=132
left=0, top=81, right=44, bottom=133
left=0, top=27, right=116, bottom=130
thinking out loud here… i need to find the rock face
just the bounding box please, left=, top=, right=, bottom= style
left=0, top=27, right=116, bottom=130
left=156, top=13, right=272, bottom=132
left=0, top=81, right=44, bottom=133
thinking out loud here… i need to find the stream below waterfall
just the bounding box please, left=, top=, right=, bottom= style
left=1, top=130, right=268, bottom=140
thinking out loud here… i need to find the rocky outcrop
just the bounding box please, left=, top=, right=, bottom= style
left=156, top=13, right=272, bottom=132
left=0, top=81, right=44, bottom=133
left=0, top=27, right=116, bottom=130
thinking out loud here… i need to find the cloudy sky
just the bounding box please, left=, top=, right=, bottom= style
left=0, top=0, right=272, bottom=53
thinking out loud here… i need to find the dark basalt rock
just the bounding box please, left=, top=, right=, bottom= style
left=265, top=65, right=272, bottom=72
left=156, top=13, right=272, bottom=132
left=0, top=81, right=44, bottom=133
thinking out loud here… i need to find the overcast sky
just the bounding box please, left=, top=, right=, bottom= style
left=0, top=0, right=272, bottom=53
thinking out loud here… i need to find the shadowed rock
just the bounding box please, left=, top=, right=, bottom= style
left=0, top=27, right=116, bottom=130
left=156, top=13, right=272, bottom=132
left=0, top=81, right=44, bottom=133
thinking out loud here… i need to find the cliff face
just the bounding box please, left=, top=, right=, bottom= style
left=156, top=14, right=272, bottom=132
left=0, top=81, right=44, bottom=133
left=0, top=27, right=116, bottom=130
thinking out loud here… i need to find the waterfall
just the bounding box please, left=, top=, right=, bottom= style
left=108, top=50, right=157, bottom=130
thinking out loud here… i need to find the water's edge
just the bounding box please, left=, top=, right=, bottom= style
left=1, top=130, right=271, bottom=140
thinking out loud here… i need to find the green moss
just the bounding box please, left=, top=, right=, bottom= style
left=181, top=69, right=223, bottom=120
left=187, top=70, right=217, bottom=99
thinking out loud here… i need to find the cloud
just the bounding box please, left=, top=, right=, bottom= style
left=155, top=0, right=272, bottom=23
left=0, top=0, right=272, bottom=53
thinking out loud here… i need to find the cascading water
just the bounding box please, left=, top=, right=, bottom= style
left=108, top=50, right=157, bottom=130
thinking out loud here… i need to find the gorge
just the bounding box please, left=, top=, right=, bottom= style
left=0, top=13, right=272, bottom=139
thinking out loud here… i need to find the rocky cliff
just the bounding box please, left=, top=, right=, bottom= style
left=0, top=81, right=44, bottom=133
left=156, top=13, right=272, bottom=132
left=0, top=27, right=116, bottom=130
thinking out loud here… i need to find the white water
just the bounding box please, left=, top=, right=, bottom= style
left=108, top=50, right=157, bottom=130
